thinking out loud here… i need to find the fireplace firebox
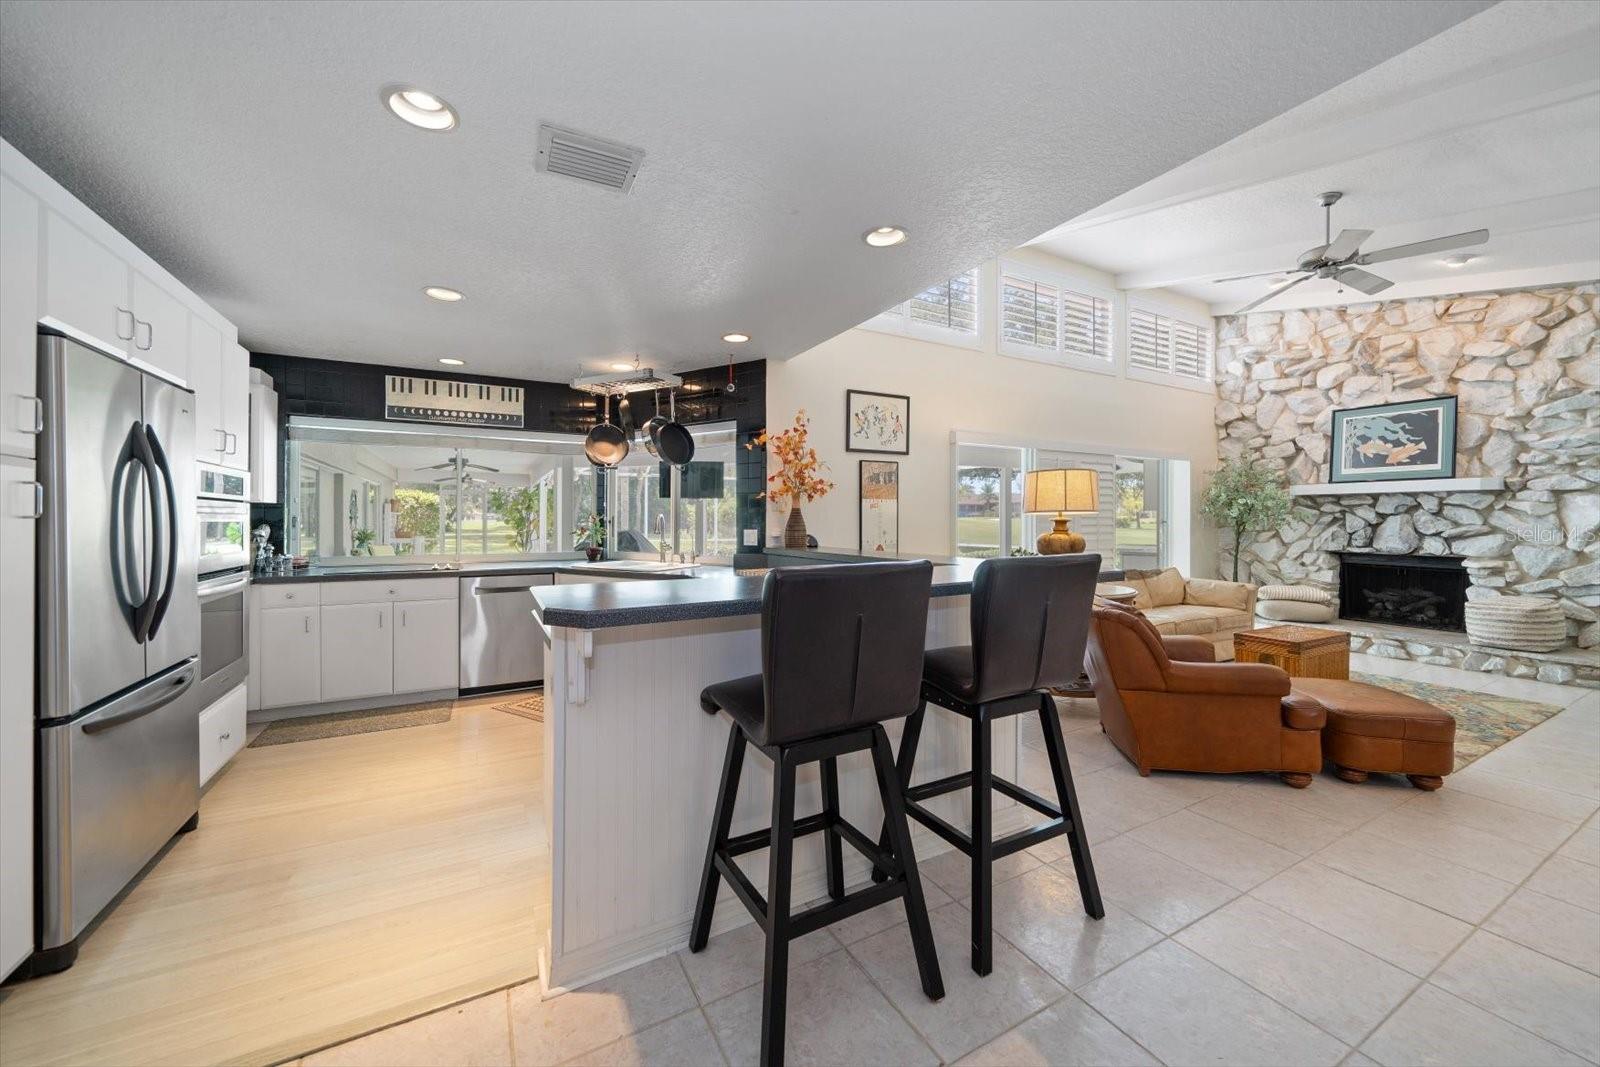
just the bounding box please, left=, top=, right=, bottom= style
left=1338, top=553, right=1468, bottom=632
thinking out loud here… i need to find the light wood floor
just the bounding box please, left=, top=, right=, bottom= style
left=0, top=695, right=547, bottom=1067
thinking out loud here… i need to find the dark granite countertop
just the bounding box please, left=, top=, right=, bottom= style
left=531, top=560, right=983, bottom=629
left=251, top=559, right=704, bottom=584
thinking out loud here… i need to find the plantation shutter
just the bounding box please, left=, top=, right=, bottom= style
left=1059, top=288, right=1112, bottom=365
left=908, top=271, right=978, bottom=334
left=1001, top=274, right=1058, bottom=350
left=1128, top=305, right=1211, bottom=381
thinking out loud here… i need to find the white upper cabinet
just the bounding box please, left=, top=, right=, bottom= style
left=43, top=211, right=132, bottom=359
left=2, top=138, right=245, bottom=464
left=0, top=174, right=41, bottom=459
left=189, top=315, right=225, bottom=460
left=130, top=270, right=190, bottom=383
left=220, top=342, right=250, bottom=471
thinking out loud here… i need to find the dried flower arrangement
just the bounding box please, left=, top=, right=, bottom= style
left=747, top=410, right=834, bottom=547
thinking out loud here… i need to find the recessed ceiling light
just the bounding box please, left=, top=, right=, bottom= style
left=721, top=332, right=750, bottom=344
left=423, top=286, right=464, bottom=302
left=438, top=357, right=465, bottom=366
left=1442, top=254, right=1477, bottom=268
left=609, top=362, right=634, bottom=372
left=385, top=86, right=457, bottom=131
left=863, top=225, right=908, bottom=248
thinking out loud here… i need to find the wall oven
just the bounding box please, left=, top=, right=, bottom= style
left=196, top=463, right=250, bottom=708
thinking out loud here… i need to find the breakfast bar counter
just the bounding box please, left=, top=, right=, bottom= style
left=527, top=562, right=1035, bottom=994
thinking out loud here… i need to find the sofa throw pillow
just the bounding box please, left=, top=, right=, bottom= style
left=1144, top=567, right=1187, bottom=607
left=1183, top=576, right=1253, bottom=611
left=1257, top=584, right=1333, bottom=605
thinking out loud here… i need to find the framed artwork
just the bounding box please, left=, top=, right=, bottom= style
left=846, top=389, right=910, bottom=454
left=859, top=460, right=899, bottom=554
left=1330, top=396, right=1457, bottom=483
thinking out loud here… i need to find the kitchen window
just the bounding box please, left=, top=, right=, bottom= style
left=860, top=269, right=981, bottom=348
left=606, top=421, right=740, bottom=562
left=284, top=417, right=594, bottom=562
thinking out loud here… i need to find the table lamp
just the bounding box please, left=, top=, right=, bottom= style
left=1023, top=468, right=1098, bottom=554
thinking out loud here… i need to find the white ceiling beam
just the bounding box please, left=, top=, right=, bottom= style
left=1031, top=43, right=1598, bottom=245
left=1207, top=259, right=1600, bottom=318
left=1114, top=188, right=1600, bottom=292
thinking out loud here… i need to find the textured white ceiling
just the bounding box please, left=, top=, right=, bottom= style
left=1030, top=0, right=1600, bottom=315
left=0, top=0, right=1487, bottom=376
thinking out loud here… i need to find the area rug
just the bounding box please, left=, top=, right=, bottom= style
left=248, top=701, right=453, bottom=747
left=1351, top=672, right=1562, bottom=770
left=494, top=691, right=544, bottom=722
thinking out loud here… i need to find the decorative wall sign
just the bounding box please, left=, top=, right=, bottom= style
left=846, top=389, right=910, bottom=454
left=385, top=375, right=525, bottom=428
left=859, top=460, right=900, bottom=554
left=1330, top=396, right=1457, bottom=483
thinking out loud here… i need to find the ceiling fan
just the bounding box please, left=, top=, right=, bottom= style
left=1216, top=191, right=1489, bottom=314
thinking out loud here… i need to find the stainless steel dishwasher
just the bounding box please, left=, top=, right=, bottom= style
left=459, top=573, right=554, bottom=691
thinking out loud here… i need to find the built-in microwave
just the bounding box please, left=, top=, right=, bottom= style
left=197, top=462, right=250, bottom=576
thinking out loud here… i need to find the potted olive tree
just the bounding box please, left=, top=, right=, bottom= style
left=1200, top=458, right=1292, bottom=582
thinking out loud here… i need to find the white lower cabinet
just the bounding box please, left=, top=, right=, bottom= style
left=1, top=455, right=37, bottom=980
left=320, top=603, right=395, bottom=702
left=199, top=684, right=247, bottom=786
left=259, top=606, right=321, bottom=709
left=393, top=598, right=459, bottom=694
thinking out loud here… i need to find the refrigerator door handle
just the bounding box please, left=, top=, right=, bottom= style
left=79, top=661, right=196, bottom=735
left=129, top=422, right=163, bottom=643
left=143, top=424, right=180, bottom=640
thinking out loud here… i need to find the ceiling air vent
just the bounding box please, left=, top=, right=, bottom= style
left=535, top=124, right=645, bottom=193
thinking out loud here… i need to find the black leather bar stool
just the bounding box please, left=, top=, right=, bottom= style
left=874, top=553, right=1104, bottom=975
left=690, top=561, right=944, bottom=1067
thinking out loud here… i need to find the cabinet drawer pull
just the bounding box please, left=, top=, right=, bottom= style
left=115, top=307, right=135, bottom=340
left=303, top=616, right=309, bottom=634
left=225, top=431, right=238, bottom=455
left=378, top=610, right=384, bottom=629
left=284, top=592, right=295, bottom=600
left=12, top=481, right=43, bottom=519
left=134, top=319, right=153, bottom=351
left=402, top=610, right=407, bottom=627
left=219, top=731, right=231, bottom=741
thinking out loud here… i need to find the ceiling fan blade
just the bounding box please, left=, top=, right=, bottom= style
left=1235, top=274, right=1310, bottom=314
left=1335, top=266, right=1393, bottom=295
left=1358, top=229, right=1488, bottom=266
left=1323, top=228, right=1372, bottom=262
left=1212, top=269, right=1301, bottom=284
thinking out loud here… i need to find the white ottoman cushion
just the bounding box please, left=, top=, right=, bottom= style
left=1256, top=599, right=1337, bottom=623
left=1258, top=584, right=1333, bottom=605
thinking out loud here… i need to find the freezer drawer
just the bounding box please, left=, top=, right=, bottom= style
left=38, top=659, right=200, bottom=950
left=459, top=574, right=552, bottom=691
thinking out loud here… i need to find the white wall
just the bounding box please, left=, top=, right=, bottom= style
left=765, top=247, right=1222, bottom=575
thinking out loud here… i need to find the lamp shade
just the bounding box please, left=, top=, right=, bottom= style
left=1023, top=468, right=1099, bottom=515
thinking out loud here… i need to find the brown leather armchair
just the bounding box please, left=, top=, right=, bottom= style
left=1085, top=603, right=1325, bottom=787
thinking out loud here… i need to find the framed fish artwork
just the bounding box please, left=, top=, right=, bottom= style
left=1329, top=396, right=1457, bottom=483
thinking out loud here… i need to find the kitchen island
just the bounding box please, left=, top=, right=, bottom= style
left=528, top=561, right=1039, bottom=993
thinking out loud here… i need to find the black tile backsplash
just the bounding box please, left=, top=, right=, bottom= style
left=248, top=353, right=767, bottom=556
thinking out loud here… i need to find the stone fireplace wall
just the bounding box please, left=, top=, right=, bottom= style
left=1212, top=282, right=1599, bottom=677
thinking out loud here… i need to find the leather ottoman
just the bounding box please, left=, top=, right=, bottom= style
left=1289, top=678, right=1456, bottom=791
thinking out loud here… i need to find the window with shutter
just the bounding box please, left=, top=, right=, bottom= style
left=860, top=269, right=980, bottom=346
left=1127, top=302, right=1213, bottom=388
left=998, top=263, right=1113, bottom=372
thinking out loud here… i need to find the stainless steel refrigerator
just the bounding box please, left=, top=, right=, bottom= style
left=31, top=330, right=200, bottom=974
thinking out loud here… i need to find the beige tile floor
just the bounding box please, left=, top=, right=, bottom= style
left=288, top=657, right=1600, bottom=1067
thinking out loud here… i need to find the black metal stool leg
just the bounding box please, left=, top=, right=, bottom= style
left=1038, top=692, right=1104, bottom=919
left=872, top=698, right=926, bottom=883
left=690, top=722, right=746, bottom=952
left=970, top=706, right=993, bottom=976
left=820, top=756, right=845, bottom=901
left=760, top=751, right=798, bottom=1067
left=871, top=725, right=944, bottom=1001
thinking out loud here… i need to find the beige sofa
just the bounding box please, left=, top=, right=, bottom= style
left=1097, top=567, right=1256, bottom=660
